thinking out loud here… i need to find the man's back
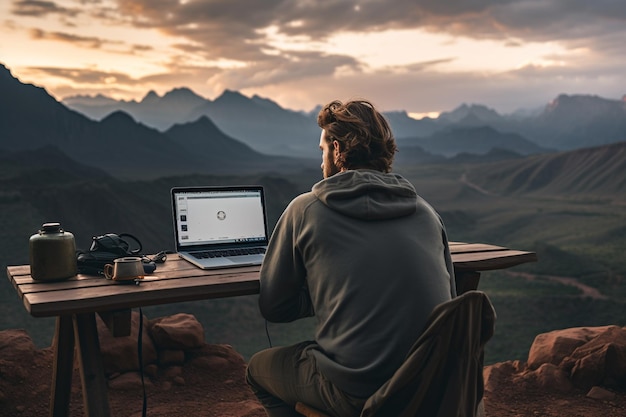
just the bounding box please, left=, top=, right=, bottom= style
left=259, top=169, right=455, bottom=397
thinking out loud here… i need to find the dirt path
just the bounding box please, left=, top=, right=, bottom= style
left=506, top=271, right=608, bottom=299
left=459, top=172, right=498, bottom=196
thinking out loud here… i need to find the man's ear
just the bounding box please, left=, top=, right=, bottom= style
left=332, top=140, right=343, bottom=168
left=332, top=140, right=341, bottom=155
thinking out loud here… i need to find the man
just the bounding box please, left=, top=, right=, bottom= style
left=246, top=99, right=456, bottom=417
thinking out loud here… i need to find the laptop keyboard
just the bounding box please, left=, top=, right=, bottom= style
left=190, top=247, right=266, bottom=259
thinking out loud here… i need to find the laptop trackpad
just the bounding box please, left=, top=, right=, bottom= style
left=213, top=257, right=237, bottom=266
left=228, top=254, right=264, bottom=264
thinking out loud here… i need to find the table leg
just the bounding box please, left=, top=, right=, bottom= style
left=50, top=315, right=75, bottom=417
left=455, top=270, right=481, bottom=295
left=73, top=313, right=111, bottom=417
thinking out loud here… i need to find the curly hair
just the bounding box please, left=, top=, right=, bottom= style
left=317, top=99, right=397, bottom=173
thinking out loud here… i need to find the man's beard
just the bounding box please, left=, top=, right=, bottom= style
left=323, top=153, right=341, bottom=178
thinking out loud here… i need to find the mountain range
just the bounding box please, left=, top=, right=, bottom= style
left=3, top=61, right=625, bottom=173
left=62, top=88, right=320, bottom=158
left=0, top=64, right=315, bottom=180
left=62, top=78, right=626, bottom=157
left=3, top=60, right=626, bottom=183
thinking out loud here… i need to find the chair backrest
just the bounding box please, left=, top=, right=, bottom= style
left=360, top=290, right=496, bottom=417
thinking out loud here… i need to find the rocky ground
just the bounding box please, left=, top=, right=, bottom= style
left=1, top=317, right=625, bottom=417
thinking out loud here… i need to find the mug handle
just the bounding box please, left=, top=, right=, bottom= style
left=103, top=263, right=114, bottom=280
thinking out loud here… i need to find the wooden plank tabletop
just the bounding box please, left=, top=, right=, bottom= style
left=6, top=242, right=537, bottom=318
left=449, top=242, right=538, bottom=271
left=7, top=258, right=260, bottom=317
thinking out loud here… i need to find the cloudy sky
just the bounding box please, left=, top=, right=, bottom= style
left=1, top=0, right=624, bottom=117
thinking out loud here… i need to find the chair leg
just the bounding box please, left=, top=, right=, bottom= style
left=295, top=402, right=332, bottom=417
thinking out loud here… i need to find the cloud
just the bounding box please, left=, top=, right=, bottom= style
left=29, top=28, right=108, bottom=48
left=26, top=27, right=154, bottom=56
left=11, top=0, right=80, bottom=17
left=16, top=1, right=626, bottom=70
left=108, top=1, right=626, bottom=70
left=205, top=52, right=361, bottom=90
left=24, top=63, right=222, bottom=100
left=118, top=0, right=625, bottom=43
left=29, top=66, right=136, bottom=85
left=7, top=0, right=624, bottom=113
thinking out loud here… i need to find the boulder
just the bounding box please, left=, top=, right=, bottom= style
left=524, top=325, right=626, bottom=392
left=517, top=363, right=573, bottom=393
left=483, top=360, right=522, bottom=393
left=0, top=329, right=37, bottom=357
left=527, top=325, right=618, bottom=369
left=0, top=330, right=39, bottom=382
left=586, top=386, right=616, bottom=401
left=563, top=326, right=626, bottom=390
left=149, top=313, right=204, bottom=350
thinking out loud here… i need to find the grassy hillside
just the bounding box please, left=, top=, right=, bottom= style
left=465, top=141, right=626, bottom=197
left=391, top=156, right=626, bottom=362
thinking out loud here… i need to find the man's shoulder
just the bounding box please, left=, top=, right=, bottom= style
left=288, top=190, right=318, bottom=208
left=279, top=191, right=321, bottom=224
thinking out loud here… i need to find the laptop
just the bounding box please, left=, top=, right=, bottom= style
left=171, top=185, right=269, bottom=269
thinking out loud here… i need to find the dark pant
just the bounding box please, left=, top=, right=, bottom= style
left=246, top=341, right=366, bottom=417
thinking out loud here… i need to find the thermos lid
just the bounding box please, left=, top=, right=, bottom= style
left=41, top=222, right=63, bottom=233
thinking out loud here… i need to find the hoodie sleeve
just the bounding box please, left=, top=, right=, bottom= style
left=442, top=225, right=457, bottom=298
left=258, top=198, right=314, bottom=323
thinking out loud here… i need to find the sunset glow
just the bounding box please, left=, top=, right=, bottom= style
left=1, top=0, right=623, bottom=114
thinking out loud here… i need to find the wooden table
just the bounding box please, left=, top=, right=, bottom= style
left=6, top=241, right=536, bottom=417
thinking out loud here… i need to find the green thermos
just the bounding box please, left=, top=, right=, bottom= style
left=29, top=222, right=78, bottom=281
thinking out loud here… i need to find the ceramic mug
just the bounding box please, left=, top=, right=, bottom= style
left=104, top=257, right=144, bottom=281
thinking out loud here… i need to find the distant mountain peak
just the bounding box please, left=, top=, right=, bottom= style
left=179, top=115, right=221, bottom=131
left=163, top=87, right=204, bottom=100
left=101, top=110, right=137, bottom=125
left=542, top=94, right=626, bottom=124
left=250, top=94, right=282, bottom=109
left=439, top=103, right=502, bottom=124
left=221, top=89, right=243, bottom=96
left=547, top=93, right=616, bottom=109
left=213, top=89, right=253, bottom=108
left=546, top=93, right=577, bottom=110
left=141, top=90, right=160, bottom=103
left=170, top=86, right=194, bottom=94
left=63, top=93, right=120, bottom=106
left=216, top=89, right=246, bottom=100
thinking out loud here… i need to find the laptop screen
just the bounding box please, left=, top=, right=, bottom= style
left=172, top=187, right=268, bottom=249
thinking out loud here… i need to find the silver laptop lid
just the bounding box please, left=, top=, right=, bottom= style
left=171, top=186, right=269, bottom=252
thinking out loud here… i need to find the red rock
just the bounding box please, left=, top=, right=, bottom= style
left=527, top=326, right=618, bottom=369
left=149, top=313, right=204, bottom=350
left=586, top=386, right=616, bottom=401
left=0, top=329, right=36, bottom=357
left=565, top=327, right=626, bottom=390
left=518, top=363, right=573, bottom=393
left=484, top=361, right=522, bottom=393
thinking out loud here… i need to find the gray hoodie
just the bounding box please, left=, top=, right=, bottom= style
left=259, top=169, right=456, bottom=397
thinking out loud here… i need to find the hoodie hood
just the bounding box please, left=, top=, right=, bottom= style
left=312, top=169, right=418, bottom=220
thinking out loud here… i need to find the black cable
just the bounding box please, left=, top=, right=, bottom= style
left=265, top=319, right=272, bottom=348
left=138, top=308, right=147, bottom=417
